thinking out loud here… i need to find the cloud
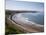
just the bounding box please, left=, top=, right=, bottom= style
left=16, top=0, right=44, bottom=2
left=6, top=0, right=44, bottom=12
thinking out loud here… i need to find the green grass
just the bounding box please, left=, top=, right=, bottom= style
left=5, top=12, right=24, bottom=35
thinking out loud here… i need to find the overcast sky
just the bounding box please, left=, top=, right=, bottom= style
left=6, top=0, right=44, bottom=12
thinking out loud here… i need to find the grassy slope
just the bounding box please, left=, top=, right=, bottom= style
left=5, top=10, right=24, bottom=35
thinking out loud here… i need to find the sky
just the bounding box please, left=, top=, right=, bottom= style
left=6, top=0, right=44, bottom=12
